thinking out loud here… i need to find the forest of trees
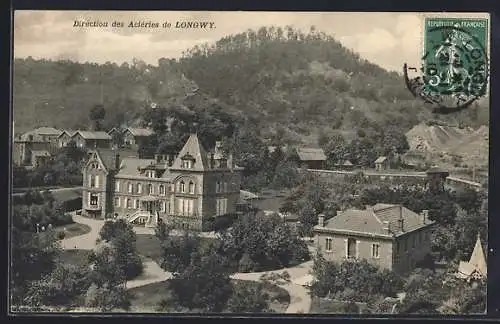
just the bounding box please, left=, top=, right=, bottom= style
left=13, top=26, right=488, bottom=142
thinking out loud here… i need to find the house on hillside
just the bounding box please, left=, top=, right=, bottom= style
left=57, top=130, right=77, bottom=148
left=456, top=233, right=487, bottom=282
left=314, top=204, right=435, bottom=274
left=296, top=148, right=326, bottom=169
left=71, top=131, right=112, bottom=149
left=20, top=127, right=62, bottom=145
left=374, top=156, right=389, bottom=171
left=122, top=127, right=154, bottom=151
left=82, top=133, right=243, bottom=231
left=334, top=160, right=355, bottom=170
left=14, top=127, right=61, bottom=166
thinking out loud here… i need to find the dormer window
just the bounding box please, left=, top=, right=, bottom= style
left=146, top=170, right=156, bottom=178
left=181, top=153, right=195, bottom=169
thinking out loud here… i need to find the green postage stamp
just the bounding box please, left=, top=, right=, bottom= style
left=405, top=17, right=489, bottom=113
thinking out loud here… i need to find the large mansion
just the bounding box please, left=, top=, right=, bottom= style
left=314, top=204, right=435, bottom=274
left=82, top=133, right=243, bottom=231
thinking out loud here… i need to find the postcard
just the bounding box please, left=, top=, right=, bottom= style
left=10, top=10, right=490, bottom=315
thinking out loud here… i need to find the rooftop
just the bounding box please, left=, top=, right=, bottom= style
left=297, top=148, right=326, bottom=161
left=317, top=203, right=433, bottom=237
left=374, top=156, right=388, bottom=163
left=73, top=131, right=112, bottom=140
left=125, top=127, right=154, bottom=137
left=170, top=133, right=209, bottom=171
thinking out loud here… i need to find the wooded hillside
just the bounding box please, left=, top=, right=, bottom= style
left=13, top=26, right=489, bottom=144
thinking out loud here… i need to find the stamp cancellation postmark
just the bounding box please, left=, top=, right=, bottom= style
left=404, top=17, right=489, bottom=114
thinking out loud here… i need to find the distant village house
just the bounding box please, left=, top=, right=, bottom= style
left=71, top=130, right=112, bottom=149
left=374, top=156, right=389, bottom=171
left=296, top=147, right=326, bottom=169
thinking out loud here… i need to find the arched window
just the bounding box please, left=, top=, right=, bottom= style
left=180, top=181, right=185, bottom=193
left=216, top=181, right=221, bottom=193
left=137, top=183, right=142, bottom=194
left=189, top=181, right=195, bottom=194
left=148, top=184, right=153, bottom=194
left=159, top=184, right=165, bottom=195
left=126, top=198, right=132, bottom=208
left=128, top=182, right=133, bottom=193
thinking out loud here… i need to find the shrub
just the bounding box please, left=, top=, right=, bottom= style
left=238, top=253, right=258, bottom=273
left=343, top=301, right=360, bottom=314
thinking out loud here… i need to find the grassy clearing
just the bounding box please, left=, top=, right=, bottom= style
left=58, top=249, right=92, bottom=267
left=309, top=296, right=367, bottom=314
left=135, top=234, right=219, bottom=264
left=127, top=279, right=290, bottom=313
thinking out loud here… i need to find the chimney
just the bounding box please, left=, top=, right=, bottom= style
left=115, top=152, right=120, bottom=170
left=421, top=209, right=429, bottom=224
left=399, top=205, right=404, bottom=231
left=383, top=221, right=391, bottom=234
left=318, top=213, right=325, bottom=227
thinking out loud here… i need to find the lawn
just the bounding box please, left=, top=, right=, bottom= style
left=58, top=249, right=92, bottom=267
left=55, top=222, right=92, bottom=239
left=127, top=279, right=290, bottom=313
left=309, top=296, right=368, bottom=314
left=135, top=234, right=219, bottom=264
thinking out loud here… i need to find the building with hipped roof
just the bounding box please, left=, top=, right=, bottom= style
left=314, top=204, right=435, bottom=274
left=82, top=134, right=243, bottom=231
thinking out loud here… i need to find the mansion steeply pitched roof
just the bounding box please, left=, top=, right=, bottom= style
left=296, top=148, right=326, bottom=161
left=317, top=203, right=433, bottom=238
left=117, top=157, right=157, bottom=177
left=91, top=148, right=137, bottom=173
left=170, top=133, right=209, bottom=171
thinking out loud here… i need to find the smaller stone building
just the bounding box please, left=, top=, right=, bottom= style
left=314, top=203, right=435, bottom=274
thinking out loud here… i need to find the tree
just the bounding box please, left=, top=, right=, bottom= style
left=23, top=263, right=91, bottom=308
left=89, top=104, right=106, bottom=131
left=84, top=283, right=131, bottom=312
left=219, top=212, right=310, bottom=272
left=10, top=228, right=61, bottom=305
left=226, top=282, right=271, bottom=313
left=167, top=250, right=233, bottom=312
left=159, top=231, right=204, bottom=274
left=325, top=134, right=348, bottom=168
left=96, top=220, right=143, bottom=280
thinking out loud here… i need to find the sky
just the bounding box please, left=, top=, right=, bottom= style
left=13, top=11, right=490, bottom=73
